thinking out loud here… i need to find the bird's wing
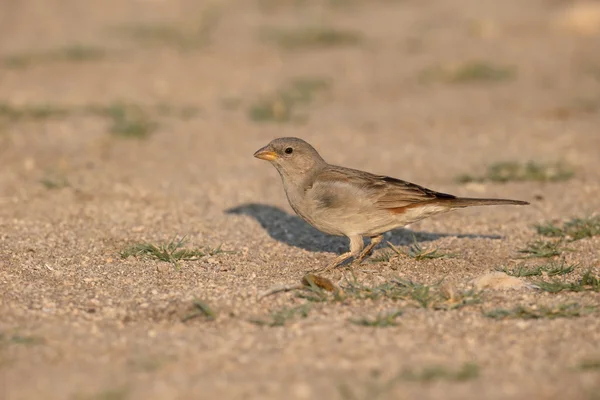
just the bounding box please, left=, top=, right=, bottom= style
left=310, top=166, right=455, bottom=211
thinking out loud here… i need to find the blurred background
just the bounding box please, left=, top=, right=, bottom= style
left=1, top=0, right=599, bottom=205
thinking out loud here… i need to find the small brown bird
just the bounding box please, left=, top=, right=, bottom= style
left=254, top=137, right=529, bottom=271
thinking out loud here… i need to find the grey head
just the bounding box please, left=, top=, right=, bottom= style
left=253, top=137, right=327, bottom=179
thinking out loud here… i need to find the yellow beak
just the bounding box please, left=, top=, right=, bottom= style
left=253, top=146, right=278, bottom=161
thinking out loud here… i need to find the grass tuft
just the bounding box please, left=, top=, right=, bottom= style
left=120, top=236, right=226, bottom=266
left=498, top=261, right=576, bottom=277
left=248, top=77, right=331, bottom=123
left=0, top=103, right=71, bottom=121
left=370, top=252, right=394, bottom=263
left=373, top=239, right=455, bottom=262
left=116, top=24, right=191, bottom=46
left=40, top=174, right=70, bottom=190
left=421, top=61, right=515, bottom=84
left=578, top=359, right=600, bottom=371
left=535, top=215, right=600, bottom=241
left=3, top=45, right=107, bottom=69
left=250, top=304, right=312, bottom=327
left=89, top=103, right=157, bottom=138
left=350, top=310, right=403, bottom=327
left=534, top=270, right=600, bottom=293
left=449, top=62, right=515, bottom=83
left=401, top=362, right=480, bottom=382
left=262, top=25, right=362, bottom=50
left=341, top=275, right=480, bottom=310
left=485, top=303, right=595, bottom=320
left=456, top=161, right=574, bottom=184
left=0, top=102, right=198, bottom=138
left=516, top=240, right=569, bottom=259
left=398, top=241, right=454, bottom=261
left=74, top=387, right=129, bottom=400
left=0, top=333, right=45, bottom=346
left=182, top=299, right=217, bottom=322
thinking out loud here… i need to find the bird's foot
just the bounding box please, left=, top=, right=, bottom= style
left=315, top=252, right=354, bottom=273
left=355, top=235, right=384, bottom=264
left=355, top=251, right=372, bottom=264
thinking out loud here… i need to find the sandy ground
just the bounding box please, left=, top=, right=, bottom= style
left=1, top=0, right=600, bottom=399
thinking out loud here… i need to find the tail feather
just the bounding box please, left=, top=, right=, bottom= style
left=438, top=197, right=529, bottom=208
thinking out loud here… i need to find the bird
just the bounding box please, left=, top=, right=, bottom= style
left=253, top=137, right=529, bottom=271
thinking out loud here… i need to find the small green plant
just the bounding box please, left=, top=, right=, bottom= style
left=578, top=359, right=600, bottom=371
left=534, top=270, right=600, bottom=293
left=182, top=299, right=217, bottom=322
left=535, top=216, right=600, bottom=241
left=341, top=275, right=480, bottom=310
left=0, top=102, right=199, bottom=138
left=456, top=161, right=574, bottom=184
left=120, top=236, right=225, bottom=266
left=3, top=45, right=107, bottom=68
left=250, top=304, right=312, bottom=327
left=116, top=24, right=191, bottom=46
left=498, top=261, right=576, bottom=277
left=0, top=103, right=71, bottom=121
left=0, top=333, right=45, bottom=346
left=40, top=173, right=70, bottom=190
left=485, top=303, right=595, bottom=320
left=248, top=77, right=331, bottom=123
left=402, top=280, right=436, bottom=308
left=89, top=103, right=157, bottom=138
left=516, top=240, right=568, bottom=259
left=74, top=387, right=129, bottom=400
left=350, top=310, right=403, bottom=327
left=450, top=62, right=515, bottom=83
left=544, top=262, right=576, bottom=276
left=370, top=251, right=394, bottom=263
left=401, top=363, right=480, bottom=382
left=155, top=104, right=200, bottom=120
left=262, top=25, right=362, bottom=50
left=384, top=239, right=455, bottom=261
left=497, top=264, right=544, bottom=277
left=421, top=61, right=515, bottom=84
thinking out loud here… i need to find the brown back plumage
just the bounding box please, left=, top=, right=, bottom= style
left=314, top=166, right=529, bottom=212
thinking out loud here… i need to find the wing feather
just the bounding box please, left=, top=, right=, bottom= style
left=310, top=167, right=455, bottom=210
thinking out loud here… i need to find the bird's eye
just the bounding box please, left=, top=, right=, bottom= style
left=284, top=147, right=293, bottom=154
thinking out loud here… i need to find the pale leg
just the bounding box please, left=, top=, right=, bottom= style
left=356, top=235, right=383, bottom=263
left=318, top=235, right=364, bottom=272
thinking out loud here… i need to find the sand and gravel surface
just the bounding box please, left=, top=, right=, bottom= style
left=1, top=0, right=600, bottom=399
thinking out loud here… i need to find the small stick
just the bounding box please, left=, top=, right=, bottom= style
left=258, top=283, right=303, bottom=299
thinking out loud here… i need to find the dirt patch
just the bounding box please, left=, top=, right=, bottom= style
left=1, top=0, right=600, bottom=399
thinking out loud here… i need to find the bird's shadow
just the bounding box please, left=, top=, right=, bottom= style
left=225, top=203, right=502, bottom=254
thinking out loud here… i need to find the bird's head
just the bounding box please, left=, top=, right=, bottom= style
left=253, top=137, right=326, bottom=177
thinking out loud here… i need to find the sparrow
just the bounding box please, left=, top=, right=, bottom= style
left=253, top=137, right=529, bottom=271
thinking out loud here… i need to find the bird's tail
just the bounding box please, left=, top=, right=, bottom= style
left=440, top=197, right=529, bottom=208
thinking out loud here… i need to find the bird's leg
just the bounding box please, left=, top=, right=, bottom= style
left=318, top=235, right=363, bottom=272
left=318, top=252, right=354, bottom=272
left=356, top=235, right=383, bottom=263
